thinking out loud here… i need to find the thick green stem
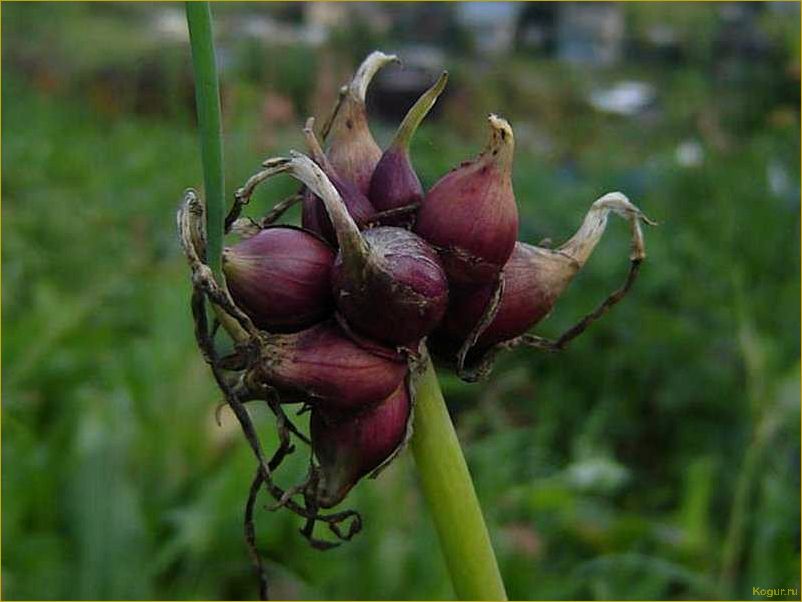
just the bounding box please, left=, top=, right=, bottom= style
left=411, top=355, right=507, bottom=601
left=186, top=1, right=225, bottom=280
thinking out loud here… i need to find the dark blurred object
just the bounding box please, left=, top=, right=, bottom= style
left=84, top=56, right=195, bottom=118
left=713, top=3, right=773, bottom=66
left=516, top=3, right=559, bottom=55
left=370, top=46, right=448, bottom=124
left=557, top=2, right=624, bottom=66
left=625, top=22, right=686, bottom=66
left=388, top=3, right=473, bottom=53
left=514, top=2, right=624, bottom=65
left=456, top=2, right=522, bottom=57
left=711, top=2, right=800, bottom=134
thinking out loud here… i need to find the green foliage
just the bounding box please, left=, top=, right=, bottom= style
left=3, top=4, right=799, bottom=600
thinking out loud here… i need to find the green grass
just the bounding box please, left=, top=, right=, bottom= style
left=2, top=3, right=800, bottom=600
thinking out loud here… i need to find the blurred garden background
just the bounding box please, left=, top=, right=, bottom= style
left=2, top=2, right=800, bottom=600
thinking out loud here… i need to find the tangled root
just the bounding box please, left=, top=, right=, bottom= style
left=178, top=184, right=363, bottom=600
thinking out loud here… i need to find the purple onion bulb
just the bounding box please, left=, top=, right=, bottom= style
left=301, top=118, right=376, bottom=246
left=326, top=51, right=398, bottom=195
left=311, top=379, right=412, bottom=508
left=416, top=114, right=518, bottom=285
left=258, top=321, right=407, bottom=412
left=439, top=192, right=651, bottom=350
left=332, top=226, right=449, bottom=346
left=223, top=226, right=335, bottom=332
left=271, top=153, right=449, bottom=347
left=369, top=71, right=448, bottom=225
left=439, top=242, right=575, bottom=349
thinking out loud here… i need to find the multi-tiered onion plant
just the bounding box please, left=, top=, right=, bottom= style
left=181, top=4, right=654, bottom=600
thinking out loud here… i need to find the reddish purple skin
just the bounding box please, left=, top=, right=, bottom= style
left=368, top=147, right=423, bottom=225
left=439, top=242, right=559, bottom=349
left=416, top=162, right=518, bottom=284
left=223, top=227, right=335, bottom=332
left=301, top=190, right=329, bottom=242
left=268, top=322, right=407, bottom=411
left=301, top=175, right=376, bottom=246
left=311, top=380, right=411, bottom=508
left=327, top=102, right=382, bottom=196
left=332, top=227, right=449, bottom=346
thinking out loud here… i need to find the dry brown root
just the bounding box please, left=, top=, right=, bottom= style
left=244, top=470, right=269, bottom=601
left=178, top=191, right=261, bottom=342
left=188, top=280, right=360, bottom=541
left=244, top=401, right=299, bottom=602
left=503, top=258, right=643, bottom=353
left=178, top=189, right=369, bottom=598
left=509, top=193, right=655, bottom=352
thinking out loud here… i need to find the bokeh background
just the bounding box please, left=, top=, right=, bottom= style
left=3, top=2, right=800, bottom=600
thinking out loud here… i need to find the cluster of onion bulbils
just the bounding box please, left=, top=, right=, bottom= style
left=178, top=50, right=654, bottom=583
